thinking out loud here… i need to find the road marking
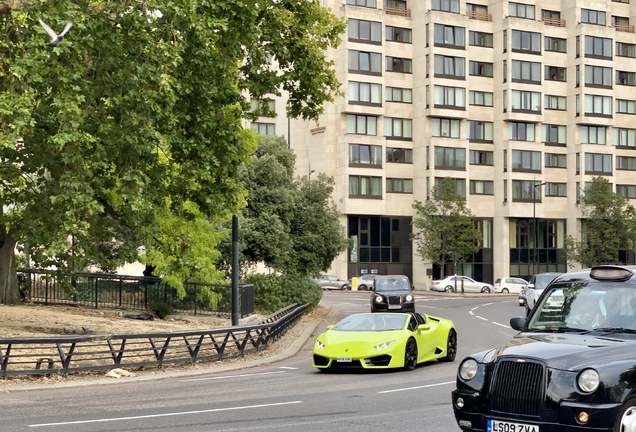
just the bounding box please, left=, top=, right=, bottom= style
left=469, top=310, right=474, bottom=315
left=475, top=316, right=488, bottom=321
left=179, top=370, right=285, bottom=382
left=471, top=306, right=479, bottom=311
left=278, top=366, right=298, bottom=370
left=29, top=401, right=303, bottom=428
left=378, top=380, right=455, bottom=394
left=482, top=302, right=494, bottom=306
left=493, top=321, right=510, bottom=328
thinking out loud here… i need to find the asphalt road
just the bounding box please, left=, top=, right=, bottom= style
left=1, top=291, right=527, bottom=432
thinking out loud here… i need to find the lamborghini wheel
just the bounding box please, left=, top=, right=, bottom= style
left=403, top=338, right=418, bottom=371
left=439, top=329, right=457, bottom=362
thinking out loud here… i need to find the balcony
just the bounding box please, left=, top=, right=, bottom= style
left=613, top=23, right=635, bottom=33
left=384, top=6, right=411, bottom=17
left=541, top=17, right=566, bottom=27
left=467, top=11, right=492, bottom=22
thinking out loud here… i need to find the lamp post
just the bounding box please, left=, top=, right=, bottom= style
left=309, top=169, right=315, bottom=180
left=532, top=181, right=546, bottom=276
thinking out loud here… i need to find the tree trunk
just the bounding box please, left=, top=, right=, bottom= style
left=0, top=235, right=20, bottom=305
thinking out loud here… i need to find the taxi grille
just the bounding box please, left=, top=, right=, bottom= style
left=490, top=359, right=545, bottom=417
left=388, top=296, right=402, bottom=305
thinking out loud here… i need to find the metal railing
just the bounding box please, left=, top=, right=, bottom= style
left=17, top=269, right=254, bottom=317
left=542, top=17, right=566, bottom=27
left=0, top=303, right=308, bottom=377
left=467, top=11, right=492, bottom=22
left=384, top=6, right=411, bottom=17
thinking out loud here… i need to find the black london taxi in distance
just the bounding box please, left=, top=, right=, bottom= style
left=370, top=275, right=415, bottom=313
left=452, top=265, right=636, bottom=432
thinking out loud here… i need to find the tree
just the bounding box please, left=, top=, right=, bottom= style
left=411, top=177, right=482, bottom=278
left=563, top=177, right=636, bottom=268
left=0, top=0, right=346, bottom=304
left=219, top=135, right=347, bottom=276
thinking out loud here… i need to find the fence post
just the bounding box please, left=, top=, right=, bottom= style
left=144, top=284, right=148, bottom=311
left=94, top=278, right=99, bottom=309
left=45, top=278, right=49, bottom=305
left=193, top=284, right=197, bottom=316
left=119, top=278, right=123, bottom=307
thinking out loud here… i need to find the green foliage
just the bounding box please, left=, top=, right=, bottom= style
left=245, top=273, right=322, bottom=314
left=411, top=177, right=482, bottom=277
left=0, top=0, right=346, bottom=304
left=149, top=300, right=174, bottom=319
left=563, top=177, right=636, bottom=268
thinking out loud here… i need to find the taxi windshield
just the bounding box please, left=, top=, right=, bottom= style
left=375, top=277, right=411, bottom=292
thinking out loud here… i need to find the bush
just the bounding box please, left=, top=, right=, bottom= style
left=245, top=273, right=323, bottom=314
left=149, top=300, right=174, bottom=319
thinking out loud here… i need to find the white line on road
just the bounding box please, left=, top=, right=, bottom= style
left=475, top=316, right=488, bottom=321
left=179, top=370, right=286, bottom=382
left=492, top=321, right=510, bottom=328
left=278, top=366, right=298, bottom=370
left=471, top=306, right=479, bottom=311
left=481, top=302, right=494, bottom=306
left=377, top=380, right=455, bottom=394
left=28, top=401, right=303, bottom=428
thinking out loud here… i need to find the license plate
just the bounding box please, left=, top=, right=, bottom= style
left=336, top=357, right=352, bottom=362
left=388, top=305, right=401, bottom=309
left=488, top=419, right=539, bottom=432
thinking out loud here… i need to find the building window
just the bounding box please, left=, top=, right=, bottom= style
left=584, top=95, right=612, bottom=116
left=386, top=26, right=412, bottom=43
left=545, top=95, right=566, bottom=110
left=576, top=152, right=580, bottom=174
left=349, top=175, right=382, bottom=197
left=251, top=122, right=275, bottom=135
left=581, top=9, right=606, bottom=26
left=509, top=122, right=535, bottom=142
left=386, top=87, right=412, bottom=103
left=435, top=177, right=466, bottom=198
left=585, top=153, right=612, bottom=174
left=384, top=117, right=413, bottom=139
left=435, top=146, right=466, bottom=169
left=347, top=114, right=377, bottom=135
left=616, top=185, right=636, bottom=199
left=434, top=55, right=465, bottom=79
left=434, top=24, right=465, bottom=48
left=512, top=30, right=541, bottom=53
left=432, top=118, right=461, bottom=138
left=469, top=31, right=493, bottom=47
left=512, top=150, right=541, bottom=172
left=386, top=56, right=412, bottom=73
left=467, top=121, right=493, bottom=142
left=542, top=9, right=561, bottom=20
left=348, top=19, right=382, bottom=44
left=470, top=150, right=494, bottom=166
left=346, top=0, right=377, bottom=7
left=613, top=15, right=630, bottom=25
left=545, top=36, right=566, bottom=53
left=349, top=144, right=382, bottom=167
left=616, top=42, right=636, bottom=58
left=432, top=0, right=459, bottom=13
left=511, top=60, right=541, bottom=83
left=386, top=178, right=413, bottom=193
left=469, top=90, right=493, bottom=106
left=545, top=183, right=567, bottom=197
left=613, top=128, right=636, bottom=147
left=617, top=71, right=636, bottom=86
left=470, top=180, right=494, bottom=195
left=509, top=2, right=535, bottom=19
left=434, top=85, right=465, bottom=108
left=545, top=153, right=567, bottom=168
left=251, top=99, right=275, bottom=117
left=469, top=61, right=493, bottom=77
left=348, top=81, right=382, bottom=105
left=511, top=90, right=541, bottom=112
left=585, top=65, right=612, bottom=87
left=348, top=50, right=382, bottom=75
left=512, top=180, right=542, bottom=201
left=581, top=125, right=607, bottom=144
left=542, top=124, right=566, bottom=145
left=545, top=66, right=567, bottom=82
left=617, top=156, right=636, bottom=170
left=617, top=99, right=636, bottom=114
left=386, top=147, right=413, bottom=163
left=585, top=36, right=612, bottom=58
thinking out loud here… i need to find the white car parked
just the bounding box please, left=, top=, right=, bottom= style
left=493, top=277, right=528, bottom=294
left=430, top=275, right=493, bottom=293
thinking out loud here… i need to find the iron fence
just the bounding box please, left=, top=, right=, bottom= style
left=17, top=269, right=254, bottom=317
left=0, top=303, right=308, bottom=377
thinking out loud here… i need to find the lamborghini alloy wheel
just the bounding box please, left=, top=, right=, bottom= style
left=403, top=338, right=418, bottom=371
left=440, top=329, right=457, bottom=362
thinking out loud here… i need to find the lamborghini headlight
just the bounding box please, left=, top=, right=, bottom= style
left=374, top=340, right=395, bottom=350
left=459, top=359, right=478, bottom=381
left=315, top=340, right=326, bottom=350
left=577, top=369, right=600, bottom=393
left=375, top=295, right=383, bottom=303
left=405, top=294, right=413, bottom=301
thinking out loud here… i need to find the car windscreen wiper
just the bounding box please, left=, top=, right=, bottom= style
left=592, top=327, right=636, bottom=334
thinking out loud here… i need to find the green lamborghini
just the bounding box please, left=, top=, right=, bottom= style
left=312, top=312, right=457, bottom=371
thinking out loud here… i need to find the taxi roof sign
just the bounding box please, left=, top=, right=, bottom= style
left=589, top=266, right=633, bottom=282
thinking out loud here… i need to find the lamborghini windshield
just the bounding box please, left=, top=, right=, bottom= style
left=375, top=277, right=411, bottom=292
left=332, top=314, right=408, bottom=331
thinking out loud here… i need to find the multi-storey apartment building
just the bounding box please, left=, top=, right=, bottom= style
left=250, top=0, right=636, bottom=289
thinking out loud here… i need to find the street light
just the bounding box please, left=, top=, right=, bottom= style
left=532, top=181, right=546, bottom=276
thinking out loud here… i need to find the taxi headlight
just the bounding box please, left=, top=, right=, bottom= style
left=374, top=340, right=395, bottom=350
left=315, top=340, right=326, bottom=350
left=375, top=295, right=383, bottom=303
left=405, top=294, right=413, bottom=302
left=459, top=359, right=478, bottom=381
left=577, top=369, right=600, bottom=393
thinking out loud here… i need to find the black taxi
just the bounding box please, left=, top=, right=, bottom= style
left=452, top=265, right=636, bottom=432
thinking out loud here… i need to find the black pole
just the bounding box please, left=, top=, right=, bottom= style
left=533, top=187, right=537, bottom=277
left=231, top=214, right=240, bottom=326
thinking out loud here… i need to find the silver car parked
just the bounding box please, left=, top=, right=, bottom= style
left=316, top=274, right=350, bottom=290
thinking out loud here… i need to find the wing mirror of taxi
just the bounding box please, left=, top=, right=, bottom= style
left=527, top=283, right=535, bottom=289
left=510, top=317, right=526, bottom=331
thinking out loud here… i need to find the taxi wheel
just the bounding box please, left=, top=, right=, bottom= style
left=440, top=329, right=457, bottom=362
left=403, top=338, right=418, bottom=371
left=615, top=399, right=636, bottom=432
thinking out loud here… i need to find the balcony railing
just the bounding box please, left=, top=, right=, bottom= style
left=467, top=11, right=492, bottom=22
left=541, top=17, right=566, bottom=27
left=384, top=6, right=411, bottom=17
left=613, top=23, right=635, bottom=33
